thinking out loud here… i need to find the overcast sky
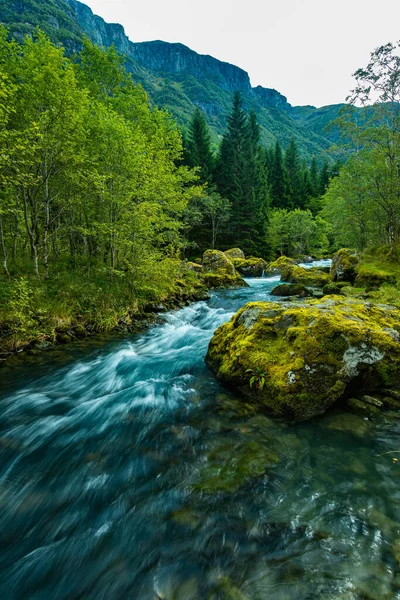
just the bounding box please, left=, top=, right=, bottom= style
left=83, top=0, right=400, bottom=107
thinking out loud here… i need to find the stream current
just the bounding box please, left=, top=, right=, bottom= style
left=1, top=261, right=400, bottom=599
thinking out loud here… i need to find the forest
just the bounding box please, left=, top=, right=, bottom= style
left=1, top=28, right=400, bottom=351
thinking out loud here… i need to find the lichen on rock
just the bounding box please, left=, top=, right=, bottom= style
left=206, top=296, right=400, bottom=421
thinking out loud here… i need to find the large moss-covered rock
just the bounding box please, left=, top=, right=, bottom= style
left=331, top=248, right=359, bottom=283
left=233, top=256, right=269, bottom=277
left=206, top=297, right=400, bottom=421
left=280, top=265, right=330, bottom=287
left=270, top=283, right=313, bottom=297
left=355, top=264, right=396, bottom=290
left=202, top=250, right=247, bottom=288
left=266, top=255, right=296, bottom=276
left=224, top=248, right=245, bottom=260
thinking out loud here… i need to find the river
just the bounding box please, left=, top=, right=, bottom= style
left=0, top=262, right=400, bottom=599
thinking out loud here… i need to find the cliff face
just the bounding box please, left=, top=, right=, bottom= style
left=64, top=0, right=285, bottom=104
left=0, top=0, right=341, bottom=157
left=66, top=0, right=131, bottom=54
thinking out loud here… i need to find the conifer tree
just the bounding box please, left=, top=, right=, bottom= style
left=284, top=137, right=305, bottom=209
left=185, top=107, right=214, bottom=184
left=216, top=94, right=269, bottom=255
left=269, top=140, right=290, bottom=209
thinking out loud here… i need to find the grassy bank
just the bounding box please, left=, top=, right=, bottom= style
left=0, top=261, right=207, bottom=362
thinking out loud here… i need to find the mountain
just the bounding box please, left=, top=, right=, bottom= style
left=0, top=0, right=346, bottom=158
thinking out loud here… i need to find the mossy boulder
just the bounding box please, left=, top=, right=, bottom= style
left=266, top=255, right=296, bottom=276
left=232, top=256, right=269, bottom=277
left=280, top=265, right=330, bottom=287
left=355, top=264, right=396, bottom=290
left=323, top=282, right=348, bottom=296
left=206, top=297, right=400, bottom=421
left=202, top=250, right=247, bottom=289
left=224, top=248, right=245, bottom=260
left=270, top=283, right=313, bottom=297
left=331, top=248, right=359, bottom=283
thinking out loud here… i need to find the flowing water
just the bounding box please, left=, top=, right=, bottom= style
left=1, top=264, right=400, bottom=599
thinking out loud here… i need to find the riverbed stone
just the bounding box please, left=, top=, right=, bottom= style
left=193, top=438, right=279, bottom=493
left=266, top=255, right=296, bottom=276
left=206, top=296, right=400, bottom=421
left=280, top=265, right=330, bottom=287
left=270, top=283, right=313, bottom=297
left=202, top=250, right=247, bottom=289
left=347, top=398, right=381, bottom=415
left=232, top=256, right=269, bottom=277
left=331, top=248, right=360, bottom=283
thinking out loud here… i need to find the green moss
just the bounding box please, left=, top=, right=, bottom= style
left=280, top=265, right=330, bottom=287
left=266, top=255, right=296, bottom=275
left=232, top=256, right=269, bottom=277
left=206, top=297, right=400, bottom=421
left=193, top=438, right=279, bottom=493
left=356, top=264, right=397, bottom=290
left=224, top=248, right=245, bottom=260
left=331, top=248, right=360, bottom=283
left=202, top=272, right=247, bottom=289
left=202, top=249, right=247, bottom=288
left=323, top=282, right=348, bottom=295
left=271, top=283, right=313, bottom=297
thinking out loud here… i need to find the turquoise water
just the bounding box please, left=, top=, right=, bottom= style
left=0, top=267, right=400, bottom=599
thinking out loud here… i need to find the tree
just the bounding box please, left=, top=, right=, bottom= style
left=185, top=107, right=214, bottom=184
left=216, top=94, right=269, bottom=255
left=284, top=138, right=305, bottom=209
left=269, top=140, right=290, bottom=209
left=326, top=41, right=400, bottom=249
left=267, top=208, right=329, bottom=257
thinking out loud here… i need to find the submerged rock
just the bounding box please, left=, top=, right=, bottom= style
left=224, top=247, right=245, bottom=260
left=206, top=297, right=400, bottom=421
left=193, top=438, right=279, bottom=493
left=270, top=283, right=313, bottom=297
left=233, top=256, right=269, bottom=277
left=202, top=250, right=247, bottom=289
left=331, top=248, right=359, bottom=283
left=280, top=265, right=330, bottom=287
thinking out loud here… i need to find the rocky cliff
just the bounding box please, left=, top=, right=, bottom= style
left=0, top=0, right=342, bottom=157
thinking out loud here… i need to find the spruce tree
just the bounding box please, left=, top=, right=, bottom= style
left=284, top=137, right=305, bottom=209
left=185, top=107, right=214, bottom=184
left=216, top=92, right=249, bottom=247
left=269, top=140, right=290, bottom=209
left=216, top=95, right=269, bottom=255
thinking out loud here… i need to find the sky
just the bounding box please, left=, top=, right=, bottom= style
left=82, top=0, right=400, bottom=107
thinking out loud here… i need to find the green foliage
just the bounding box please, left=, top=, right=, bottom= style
left=215, top=94, right=269, bottom=255
left=246, top=366, right=267, bottom=391
left=0, top=27, right=203, bottom=350
left=267, top=209, right=330, bottom=257
left=322, top=42, right=400, bottom=251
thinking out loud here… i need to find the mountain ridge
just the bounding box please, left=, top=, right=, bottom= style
left=0, top=0, right=345, bottom=157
